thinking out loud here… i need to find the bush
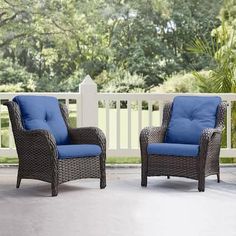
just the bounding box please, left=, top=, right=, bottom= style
left=98, top=69, right=145, bottom=93
left=58, top=69, right=85, bottom=92
left=151, top=72, right=204, bottom=93
left=0, top=58, right=36, bottom=92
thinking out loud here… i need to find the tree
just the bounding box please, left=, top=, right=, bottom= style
left=102, top=0, right=222, bottom=89
left=189, top=0, right=236, bottom=93
left=0, top=58, right=36, bottom=91
left=0, top=0, right=224, bottom=92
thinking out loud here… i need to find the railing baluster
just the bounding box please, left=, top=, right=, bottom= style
left=9, top=122, right=13, bottom=149
left=227, top=100, right=231, bottom=149
left=0, top=100, right=1, bottom=148
left=148, top=101, right=152, bottom=126
left=116, top=100, right=120, bottom=149
left=105, top=100, right=110, bottom=149
left=159, top=101, right=164, bottom=126
left=127, top=100, right=131, bottom=149
left=76, top=98, right=81, bottom=127
left=138, top=100, right=142, bottom=134
left=66, top=99, right=69, bottom=109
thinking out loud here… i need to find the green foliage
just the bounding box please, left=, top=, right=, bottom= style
left=0, top=0, right=223, bottom=92
left=188, top=22, right=236, bottom=93
left=151, top=72, right=202, bottom=93
left=59, top=69, right=85, bottom=92
left=0, top=58, right=36, bottom=91
left=99, top=69, right=145, bottom=93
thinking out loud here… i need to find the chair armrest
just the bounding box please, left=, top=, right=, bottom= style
left=140, top=126, right=166, bottom=145
left=200, top=128, right=222, bottom=142
left=16, top=129, right=58, bottom=160
left=199, top=127, right=223, bottom=161
left=68, top=127, right=106, bottom=153
left=15, top=129, right=58, bottom=183
left=140, top=126, right=166, bottom=158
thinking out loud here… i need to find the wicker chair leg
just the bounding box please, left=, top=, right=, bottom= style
left=167, top=176, right=170, bottom=179
left=16, top=176, right=21, bottom=188
left=198, top=176, right=205, bottom=192
left=217, top=173, right=220, bottom=183
left=100, top=162, right=106, bottom=189
left=100, top=176, right=106, bottom=189
left=141, top=161, right=147, bottom=187
left=141, top=174, right=147, bottom=187
left=51, top=183, right=58, bottom=197
left=100, top=155, right=106, bottom=189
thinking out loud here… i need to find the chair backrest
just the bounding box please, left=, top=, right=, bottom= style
left=165, top=96, right=221, bottom=145
left=13, top=95, right=70, bottom=145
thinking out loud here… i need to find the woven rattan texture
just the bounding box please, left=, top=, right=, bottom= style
left=148, top=155, right=198, bottom=179
left=58, top=157, right=100, bottom=184
left=5, top=101, right=106, bottom=196
left=140, top=102, right=227, bottom=191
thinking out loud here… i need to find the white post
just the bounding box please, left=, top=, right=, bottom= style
left=79, top=75, right=98, bottom=127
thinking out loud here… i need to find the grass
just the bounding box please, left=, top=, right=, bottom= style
left=0, top=157, right=235, bottom=164
left=106, top=157, right=140, bottom=164
left=220, top=158, right=236, bottom=164
left=0, top=157, right=18, bottom=164
left=0, top=157, right=140, bottom=164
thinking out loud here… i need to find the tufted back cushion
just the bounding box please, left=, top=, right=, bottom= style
left=13, top=95, right=70, bottom=145
left=165, top=96, right=221, bottom=145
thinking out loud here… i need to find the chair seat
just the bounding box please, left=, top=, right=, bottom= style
left=147, top=143, right=199, bottom=157
left=57, top=144, right=102, bottom=159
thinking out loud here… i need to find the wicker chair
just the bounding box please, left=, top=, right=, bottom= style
left=5, top=96, right=106, bottom=196
left=140, top=96, right=226, bottom=192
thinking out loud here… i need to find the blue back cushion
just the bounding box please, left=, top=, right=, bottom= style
left=165, top=96, right=221, bottom=144
left=13, top=95, right=70, bottom=145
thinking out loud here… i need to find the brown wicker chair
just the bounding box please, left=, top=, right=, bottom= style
left=140, top=96, right=226, bottom=192
left=5, top=98, right=106, bottom=196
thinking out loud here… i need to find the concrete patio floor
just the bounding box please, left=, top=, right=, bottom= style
left=0, top=166, right=236, bottom=236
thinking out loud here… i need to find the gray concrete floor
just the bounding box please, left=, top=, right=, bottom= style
left=0, top=166, right=236, bottom=236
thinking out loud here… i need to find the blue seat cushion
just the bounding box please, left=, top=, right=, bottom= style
left=165, top=96, right=221, bottom=145
left=13, top=95, right=69, bottom=145
left=147, top=143, right=199, bottom=157
left=57, top=144, right=102, bottom=159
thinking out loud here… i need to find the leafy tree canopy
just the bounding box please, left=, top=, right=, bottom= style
left=0, top=0, right=223, bottom=91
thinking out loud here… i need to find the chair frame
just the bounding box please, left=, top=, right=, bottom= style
left=140, top=101, right=227, bottom=192
left=5, top=101, right=106, bottom=196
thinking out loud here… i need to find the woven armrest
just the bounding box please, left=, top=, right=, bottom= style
left=139, top=126, right=167, bottom=159
left=69, top=127, right=106, bottom=152
left=199, top=127, right=223, bottom=157
left=140, top=126, right=166, bottom=145
left=16, top=129, right=58, bottom=163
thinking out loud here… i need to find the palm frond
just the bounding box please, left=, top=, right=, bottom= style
left=190, top=22, right=236, bottom=93
left=187, top=37, right=213, bottom=57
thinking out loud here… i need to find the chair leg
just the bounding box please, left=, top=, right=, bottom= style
left=167, top=176, right=170, bottom=179
left=217, top=173, right=220, bottom=183
left=198, top=176, right=205, bottom=192
left=51, top=183, right=58, bottom=197
left=141, top=160, right=147, bottom=187
left=100, top=155, right=106, bottom=189
left=141, top=174, right=147, bottom=187
left=100, top=176, right=106, bottom=189
left=100, top=162, right=106, bottom=189
left=16, top=176, right=21, bottom=188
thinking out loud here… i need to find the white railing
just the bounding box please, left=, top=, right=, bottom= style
left=0, top=75, right=235, bottom=158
